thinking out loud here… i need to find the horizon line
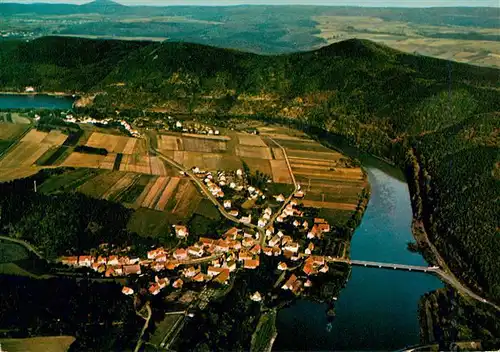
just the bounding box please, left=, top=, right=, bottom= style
left=2, top=1, right=499, bottom=8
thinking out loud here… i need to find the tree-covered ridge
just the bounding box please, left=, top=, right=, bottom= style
left=0, top=169, right=149, bottom=259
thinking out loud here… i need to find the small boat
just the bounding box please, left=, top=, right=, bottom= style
left=332, top=296, right=338, bottom=301
left=326, top=322, right=333, bottom=332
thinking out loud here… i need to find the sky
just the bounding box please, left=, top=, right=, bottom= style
left=2, top=0, right=499, bottom=6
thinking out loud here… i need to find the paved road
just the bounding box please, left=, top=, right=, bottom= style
left=414, top=221, right=500, bottom=312
left=0, top=235, right=43, bottom=259
left=146, top=134, right=264, bottom=238
left=326, top=255, right=500, bottom=311
left=177, top=253, right=223, bottom=265
left=260, top=137, right=299, bottom=246
left=147, top=134, right=500, bottom=312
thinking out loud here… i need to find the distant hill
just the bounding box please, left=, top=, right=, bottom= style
left=0, top=3, right=498, bottom=65
left=0, top=36, right=499, bottom=303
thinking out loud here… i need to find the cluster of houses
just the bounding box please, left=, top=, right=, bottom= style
left=128, top=226, right=263, bottom=296
left=61, top=114, right=140, bottom=137
left=60, top=254, right=142, bottom=278
left=193, top=167, right=269, bottom=222
left=280, top=255, right=329, bottom=295
left=59, top=226, right=190, bottom=276
left=171, top=120, right=221, bottom=136
left=261, top=217, right=330, bottom=264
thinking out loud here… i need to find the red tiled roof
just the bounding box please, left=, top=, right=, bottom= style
left=244, top=259, right=260, bottom=269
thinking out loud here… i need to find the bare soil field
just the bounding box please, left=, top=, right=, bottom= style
left=290, top=158, right=338, bottom=167
left=157, top=134, right=182, bottom=151
left=293, top=169, right=364, bottom=181
left=174, top=151, right=241, bottom=171
left=182, top=133, right=230, bottom=141
left=120, top=154, right=151, bottom=174
left=0, top=166, right=40, bottom=182
left=100, top=153, right=118, bottom=170
left=78, top=171, right=126, bottom=198
left=274, top=139, right=332, bottom=153
left=61, top=152, right=112, bottom=170
left=85, top=132, right=137, bottom=154
left=182, top=136, right=227, bottom=153
left=0, top=141, right=50, bottom=168
left=0, top=123, right=29, bottom=140
left=0, top=336, right=76, bottom=352
left=237, top=133, right=268, bottom=147
left=301, top=199, right=358, bottom=211
left=41, top=130, right=68, bottom=145
left=271, top=148, right=285, bottom=160
left=21, top=129, right=48, bottom=144
left=142, top=176, right=169, bottom=209
left=150, top=156, right=170, bottom=176
left=286, top=149, right=343, bottom=161
left=235, top=145, right=272, bottom=159
left=122, top=138, right=137, bottom=154
left=240, top=157, right=272, bottom=176
left=257, top=126, right=309, bottom=140
left=270, top=159, right=293, bottom=184
left=155, top=176, right=181, bottom=211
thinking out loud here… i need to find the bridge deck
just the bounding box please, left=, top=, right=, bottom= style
left=325, top=257, right=437, bottom=272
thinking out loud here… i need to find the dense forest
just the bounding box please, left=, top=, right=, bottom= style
left=0, top=169, right=152, bottom=259
left=0, top=275, right=141, bottom=351
left=419, top=287, right=500, bottom=349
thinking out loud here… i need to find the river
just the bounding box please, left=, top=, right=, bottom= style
left=274, top=158, right=443, bottom=351
left=0, top=94, right=74, bottom=110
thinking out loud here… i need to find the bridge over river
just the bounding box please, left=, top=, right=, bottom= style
left=325, top=256, right=439, bottom=273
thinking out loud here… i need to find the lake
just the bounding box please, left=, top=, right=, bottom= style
left=274, top=160, right=443, bottom=351
left=0, top=94, right=74, bottom=110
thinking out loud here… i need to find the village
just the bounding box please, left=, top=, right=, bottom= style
left=59, top=172, right=335, bottom=301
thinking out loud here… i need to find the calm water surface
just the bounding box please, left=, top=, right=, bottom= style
left=0, top=94, right=74, bottom=109
left=274, top=164, right=443, bottom=351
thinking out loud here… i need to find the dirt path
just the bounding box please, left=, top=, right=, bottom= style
left=134, top=302, right=152, bottom=352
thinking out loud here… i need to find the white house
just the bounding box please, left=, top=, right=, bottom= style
left=174, top=225, right=189, bottom=238
left=223, top=200, right=232, bottom=209
left=250, top=291, right=262, bottom=302
left=274, top=194, right=285, bottom=202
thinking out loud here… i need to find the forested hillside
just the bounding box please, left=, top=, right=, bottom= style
left=0, top=169, right=152, bottom=259
left=0, top=36, right=498, bottom=302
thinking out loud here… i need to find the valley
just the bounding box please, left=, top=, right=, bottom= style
left=0, top=34, right=498, bottom=351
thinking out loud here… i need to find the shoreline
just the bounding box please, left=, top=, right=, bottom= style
left=0, top=91, right=76, bottom=98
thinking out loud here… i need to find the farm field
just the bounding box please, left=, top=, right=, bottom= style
left=314, top=15, right=500, bottom=68
left=61, top=152, right=116, bottom=170
left=0, top=166, right=41, bottom=182
left=0, top=129, right=68, bottom=169
left=263, top=131, right=368, bottom=218
left=85, top=131, right=138, bottom=154
left=171, top=179, right=203, bottom=218
left=0, top=336, right=76, bottom=352
left=0, top=123, right=29, bottom=140
left=235, top=145, right=273, bottom=159
left=38, top=168, right=101, bottom=194
left=237, top=133, right=268, bottom=147
left=269, top=159, right=293, bottom=184
left=77, top=170, right=128, bottom=198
